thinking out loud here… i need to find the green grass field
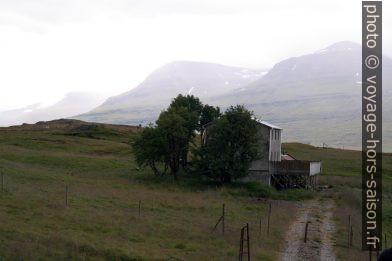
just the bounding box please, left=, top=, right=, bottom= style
left=0, top=121, right=390, bottom=260
left=0, top=121, right=298, bottom=260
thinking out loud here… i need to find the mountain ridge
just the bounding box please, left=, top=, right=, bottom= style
left=76, top=61, right=265, bottom=124
left=0, top=92, right=107, bottom=127
left=209, top=41, right=392, bottom=150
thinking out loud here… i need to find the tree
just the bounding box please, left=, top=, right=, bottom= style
left=132, top=111, right=189, bottom=179
left=156, top=109, right=189, bottom=179
left=167, top=94, right=203, bottom=167
left=200, top=105, right=221, bottom=129
left=199, top=104, right=221, bottom=141
left=169, top=94, right=204, bottom=115
left=132, top=94, right=223, bottom=181
left=132, top=125, right=166, bottom=176
left=194, top=105, right=259, bottom=183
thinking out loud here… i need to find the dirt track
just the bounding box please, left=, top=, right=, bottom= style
left=279, top=199, right=337, bottom=261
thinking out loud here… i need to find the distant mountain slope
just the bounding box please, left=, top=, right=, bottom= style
left=0, top=92, right=107, bottom=127
left=211, top=41, right=392, bottom=150
left=73, top=42, right=392, bottom=151
left=75, top=61, right=265, bottom=124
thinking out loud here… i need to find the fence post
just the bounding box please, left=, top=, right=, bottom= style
left=348, top=215, right=351, bottom=248
left=304, top=221, right=310, bottom=243
left=1, top=172, right=3, bottom=193
left=350, top=225, right=353, bottom=247
left=239, top=226, right=244, bottom=261
left=267, top=202, right=271, bottom=235
left=239, top=223, right=251, bottom=261
left=65, top=184, right=68, bottom=207
left=211, top=203, right=225, bottom=235
left=259, top=216, right=262, bottom=237
left=246, top=223, right=250, bottom=261
left=222, top=204, right=225, bottom=235
left=138, top=200, right=141, bottom=216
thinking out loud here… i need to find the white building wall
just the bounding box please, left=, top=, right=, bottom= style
left=309, top=162, right=322, bottom=176
left=269, top=128, right=281, bottom=162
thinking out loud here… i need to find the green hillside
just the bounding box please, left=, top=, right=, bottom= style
left=0, top=120, right=295, bottom=260
left=0, top=120, right=391, bottom=260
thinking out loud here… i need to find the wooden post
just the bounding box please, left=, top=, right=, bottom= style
left=246, top=223, right=250, bottom=261
left=304, top=221, right=310, bottom=243
left=1, top=172, right=3, bottom=193
left=65, top=184, right=68, bottom=207
left=350, top=225, right=353, bottom=247
left=348, top=215, right=351, bottom=248
left=211, top=204, right=225, bottom=235
left=239, top=223, right=250, bottom=261
left=222, top=204, right=225, bottom=235
left=267, top=202, right=271, bottom=235
left=138, top=200, right=141, bottom=216
left=239, top=226, right=244, bottom=261
left=259, top=216, right=262, bottom=237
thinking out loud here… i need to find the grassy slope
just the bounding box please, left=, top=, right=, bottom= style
left=283, top=143, right=392, bottom=260
left=1, top=122, right=390, bottom=260
left=0, top=122, right=295, bottom=260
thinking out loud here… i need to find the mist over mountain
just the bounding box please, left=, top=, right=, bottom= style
left=211, top=41, right=392, bottom=150
left=76, top=61, right=265, bottom=124
left=74, top=41, right=392, bottom=151
left=0, top=92, right=107, bottom=127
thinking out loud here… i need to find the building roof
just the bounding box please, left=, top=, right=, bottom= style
left=255, top=120, right=282, bottom=130
left=203, top=119, right=282, bottom=130
left=281, top=154, right=296, bottom=161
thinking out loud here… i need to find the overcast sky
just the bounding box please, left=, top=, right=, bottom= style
left=0, top=0, right=390, bottom=111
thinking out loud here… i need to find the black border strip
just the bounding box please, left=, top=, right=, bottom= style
left=362, top=1, right=382, bottom=252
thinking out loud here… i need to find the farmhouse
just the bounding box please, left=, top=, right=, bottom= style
left=203, top=119, right=322, bottom=189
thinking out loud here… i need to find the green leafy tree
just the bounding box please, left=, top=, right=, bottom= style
left=169, top=94, right=204, bottom=114
left=168, top=94, right=203, bottom=167
left=132, top=125, right=166, bottom=176
left=199, top=104, right=221, bottom=142
left=200, top=105, right=221, bottom=129
left=156, top=110, right=189, bottom=179
left=132, top=94, right=223, bottom=180
left=132, top=111, right=189, bottom=179
left=194, top=105, right=259, bottom=183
